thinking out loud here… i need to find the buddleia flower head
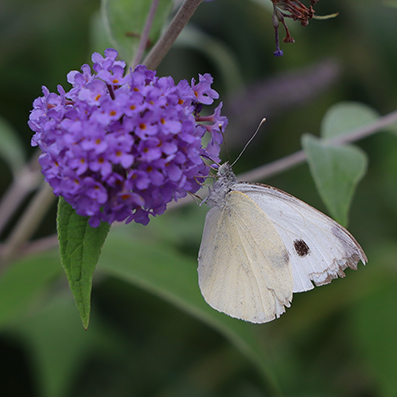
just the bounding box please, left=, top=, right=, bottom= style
left=29, top=49, right=227, bottom=227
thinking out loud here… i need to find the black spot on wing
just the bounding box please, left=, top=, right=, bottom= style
left=294, top=239, right=310, bottom=257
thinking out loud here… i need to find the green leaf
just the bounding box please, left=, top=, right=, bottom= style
left=57, top=197, right=110, bottom=329
left=0, top=116, right=25, bottom=176
left=0, top=250, right=61, bottom=329
left=101, top=0, right=173, bottom=63
left=98, top=230, right=281, bottom=393
left=351, top=283, right=397, bottom=396
left=302, top=134, right=367, bottom=226
left=321, top=102, right=379, bottom=139
left=9, top=294, right=121, bottom=397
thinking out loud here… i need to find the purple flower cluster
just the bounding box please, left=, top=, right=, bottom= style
left=29, top=49, right=227, bottom=227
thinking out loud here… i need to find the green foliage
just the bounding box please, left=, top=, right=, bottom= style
left=321, top=102, right=379, bottom=139
left=0, top=250, right=61, bottom=328
left=302, top=102, right=373, bottom=225
left=98, top=228, right=279, bottom=390
left=8, top=294, right=122, bottom=397
left=302, top=135, right=367, bottom=226
left=353, top=284, right=397, bottom=396
left=101, top=0, right=173, bottom=62
left=57, top=198, right=110, bottom=329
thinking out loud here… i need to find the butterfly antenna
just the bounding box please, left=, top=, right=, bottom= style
left=231, top=118, right=266, bottom=167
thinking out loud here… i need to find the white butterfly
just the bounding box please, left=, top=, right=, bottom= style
left=198, top=162, right=367, bottom=323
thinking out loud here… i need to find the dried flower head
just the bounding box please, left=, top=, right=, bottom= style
left=271, top=0, right=319, bottom=56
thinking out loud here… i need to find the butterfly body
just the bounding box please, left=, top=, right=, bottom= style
left=198, top=163, right=367, bottom=323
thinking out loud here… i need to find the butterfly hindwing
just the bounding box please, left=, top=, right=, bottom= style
left=198, top=190, right=293, bottom=323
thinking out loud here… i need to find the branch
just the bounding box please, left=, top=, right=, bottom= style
left=0, top=181, right=56, bottom=268
left=0, top=150, right=42, bottom=235
left=238, top=109, right=397, bottom=182
left=131, top=0, right=160, bottom=69
left=143, top=0, right=203, bottom=70
left=168, top=109, right=397, bottom=209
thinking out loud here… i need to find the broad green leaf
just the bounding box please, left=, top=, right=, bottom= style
left=57, top=197, right=110, bottom=329
left=321, top=102, right=379, bottom=139
left=101, top=0, right=173, bottom=63
left=0, top=250, right=61, bottom=328
left=98, top=230, right=281, bottom=393
left=0, top=116, right=25, bottom=176
left=351, top=283, right=397, bottom=396
left=302, top=134, right=367, bottom=226
left=9, top=294, right=122, bottom=397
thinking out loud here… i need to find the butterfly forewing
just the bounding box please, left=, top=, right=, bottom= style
left=198, top=190, right=293, bottom=323
left=235, top=183, right=367, bottom=293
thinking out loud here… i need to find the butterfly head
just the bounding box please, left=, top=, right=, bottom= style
left=217, top=162, right=236, bottom=180
left=204, top=163, right=238, bottom=208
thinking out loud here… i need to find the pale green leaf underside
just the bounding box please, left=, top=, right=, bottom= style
left=57, top=197, right=110, bottom=329
left=302, top=134, right=367, bottom=226
left=321, top=101, right=379, bottom=139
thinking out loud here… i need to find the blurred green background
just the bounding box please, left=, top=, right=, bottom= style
left=1, top=0, right=397, bottom=396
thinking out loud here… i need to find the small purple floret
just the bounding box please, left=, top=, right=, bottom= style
left=29, top=49, right=227, bottom=227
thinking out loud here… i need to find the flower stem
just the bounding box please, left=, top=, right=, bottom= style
left=168, top=108, right=397, bottom=209
left=143, top=0, right=203, bottom=70
left=131, top=0, right=161, bottom=69
left=0, top=150, right=42, bottom=236
left=0, top=181, right=56, bottom=269
left=238, top=109, right=397, bottom=182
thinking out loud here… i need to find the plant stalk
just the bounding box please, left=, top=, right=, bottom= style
left=143, top=0, right=203, bottom=70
